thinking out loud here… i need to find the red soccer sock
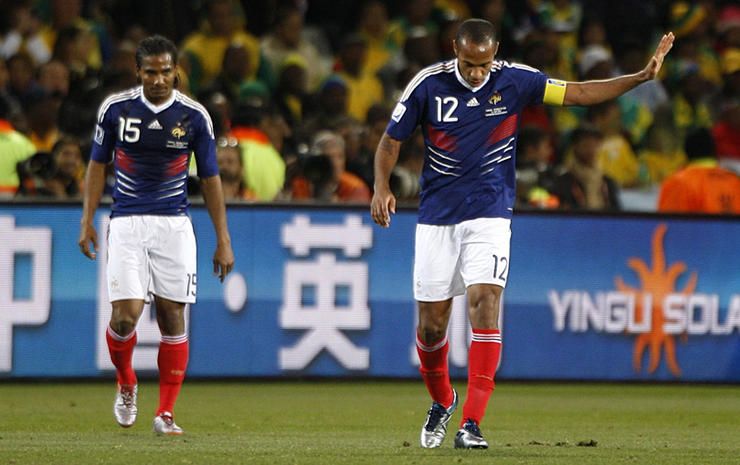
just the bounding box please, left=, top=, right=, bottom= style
left=461, top=329, right=502, bottom=427
left=416, top=332, right=454, bottom=408
left=156, top=334, right=189, bottom=416
left=106, top=326, right=137, bottom=387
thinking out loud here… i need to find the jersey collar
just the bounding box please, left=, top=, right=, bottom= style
left=454, top=58, right=491, bottom=93
left=140, top=87, right=177, bottom=113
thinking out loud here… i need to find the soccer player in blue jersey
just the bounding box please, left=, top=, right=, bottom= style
left=371, top=19, right=674, bottom=449
left=78, top=35, right=234, bottom=435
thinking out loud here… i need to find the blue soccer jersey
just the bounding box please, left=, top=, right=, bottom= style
left=387, top=59, right=549, bottom=225
left=90, top=87, right=218, bottom=217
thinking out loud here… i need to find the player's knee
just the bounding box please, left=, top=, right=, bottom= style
left=470, top=287, right=501, bottom=312
left=109, top=317, right=137, bottom=336
left=156, top=305, right=186, bottom=335
left=417, top=324, right=446, bottom=344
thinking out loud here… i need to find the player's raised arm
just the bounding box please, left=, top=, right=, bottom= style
left=562, top=32, right=674, bottom=106
left=371, top=132, right=402, bottom=228
left=200, top=174, right=234, bottom=282
left=78, top=159, right=107, bottom=260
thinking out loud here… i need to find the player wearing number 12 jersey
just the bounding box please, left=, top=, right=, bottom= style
left=371, top=19, right=674, bottom=449
left=78, top=35, right=234, bottom=435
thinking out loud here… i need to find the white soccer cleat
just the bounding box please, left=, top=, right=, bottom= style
left=153, top=412, right=184, bottom=435
left=113, top=384, right=138, bottom=427
left=420, top=389, right=458, bottom=448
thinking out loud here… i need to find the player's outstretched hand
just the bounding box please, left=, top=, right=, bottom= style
left=371, top=186, right=396, bottom=228
left=642, top=32, right=674, bottom=81
left=213, top=243, right=235, bottom=282
left=78, top=223, right=98, bottom=260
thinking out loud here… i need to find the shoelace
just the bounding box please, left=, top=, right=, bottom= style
left=120, top=391, right=135, bottom=408
left=464, top=419, right=482, bottom=437
left=425, top=403, right=446, bottom=431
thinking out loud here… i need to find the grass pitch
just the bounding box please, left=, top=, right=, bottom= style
left=0, top=380, right=738, bottom=465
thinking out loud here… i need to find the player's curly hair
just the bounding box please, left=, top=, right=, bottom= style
left=135, top=35, right=178, bottom=68
left=455, top=19, right=497, bottom=46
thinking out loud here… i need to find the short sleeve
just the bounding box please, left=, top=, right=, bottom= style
left=507, top=63, right=549, bottom=109
left=89, top=103, right=116, bottom=163
left=191, top=110, right=219, bottom=178
left=385, top=70, right=428, bottom=141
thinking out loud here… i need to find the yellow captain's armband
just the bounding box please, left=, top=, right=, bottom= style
left=543, top=79, right=567, bottom=106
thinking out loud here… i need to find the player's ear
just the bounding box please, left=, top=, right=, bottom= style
left=174, top=73, right=180, bottom=88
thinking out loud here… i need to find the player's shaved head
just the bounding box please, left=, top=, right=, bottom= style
left=453, top=19, right=499, bottom=87
left=136, top=35, right=178, bottom=68
left=455, top=19, right=497, bottom=47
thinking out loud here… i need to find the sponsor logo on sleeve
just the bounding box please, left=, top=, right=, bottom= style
left=94, top=125, right=104, bottom=145
left=391, top=103, right=407, bottom=122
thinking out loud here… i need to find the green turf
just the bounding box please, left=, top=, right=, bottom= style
left=0, top=381, right=738, bottom=464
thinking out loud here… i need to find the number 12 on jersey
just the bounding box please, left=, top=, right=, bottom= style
left=435, top=96, right=458, bottom=122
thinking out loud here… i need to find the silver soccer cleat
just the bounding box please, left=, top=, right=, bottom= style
left=153, top=412, right=184, bottom=435
left=454, top=418, right=489, bottom=449
left=420, top=389, right=458, bottom=448
left=114, top=384, right=138, bottom=427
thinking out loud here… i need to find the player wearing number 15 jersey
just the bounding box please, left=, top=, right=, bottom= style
left=78, top=35, right=234, bottom=435
left=371, top=19, right=675, bottom=449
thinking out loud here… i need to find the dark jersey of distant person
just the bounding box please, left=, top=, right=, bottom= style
left=386, top=59, right=553, bottom=225
left=90, top=87, right=218, bottom=218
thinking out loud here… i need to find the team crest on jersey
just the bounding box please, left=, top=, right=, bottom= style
left=489, top=92, right=503, bottom=105
left=171, top=124, right=186, bottom=139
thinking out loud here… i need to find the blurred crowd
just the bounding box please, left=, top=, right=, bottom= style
left=0, top=0, right=739, bottom=213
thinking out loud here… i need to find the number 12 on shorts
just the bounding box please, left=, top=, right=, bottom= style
left=492, top=254, right=508, bottom=281
left=186, top=273, right=197, bottom=297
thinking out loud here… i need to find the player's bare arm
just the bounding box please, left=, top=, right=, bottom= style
left=371, top=132, right=402, bottom=228
left=563, top=32, right=674, bottom=106
left=78, top=159, right=107, bottom=260
left=200, top=174, right=234, bottom=282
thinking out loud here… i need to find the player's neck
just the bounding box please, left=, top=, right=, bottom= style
left=141, top=90, right=177, bottom=112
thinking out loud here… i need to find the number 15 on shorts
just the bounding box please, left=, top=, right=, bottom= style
left=186, top=273, right=197, bottom=297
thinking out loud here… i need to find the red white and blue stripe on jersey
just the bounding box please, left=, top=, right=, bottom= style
left=387, top=59, right=549, bottom=225
left=90, top=87, right=218, bottom=217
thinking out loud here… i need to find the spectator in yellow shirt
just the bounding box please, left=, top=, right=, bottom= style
left=0, top=95, right=36, bottom=197
left=181, top=0, right=270, bottom=95
left=335, top=34, right=384, bottom=123
left=587, top=100, right=641, bottom=187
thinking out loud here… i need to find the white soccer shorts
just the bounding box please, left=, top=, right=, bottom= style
left=107, top=215, right=197, bottom=304
left=413, top=217, right=512, bottom=301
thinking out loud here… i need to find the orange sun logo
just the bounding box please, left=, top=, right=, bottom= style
left=614, top=224, right=697, bottom=377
